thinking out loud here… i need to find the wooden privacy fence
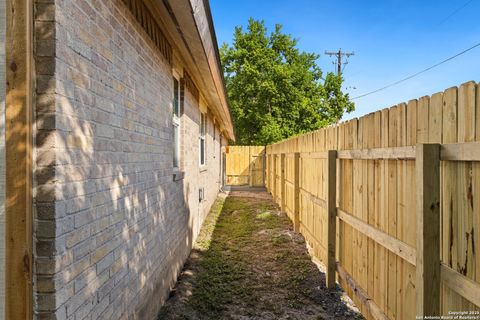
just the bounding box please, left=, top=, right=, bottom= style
left=266, top=81, right=480, bottom=320
left=225, top=146, right=265, bottom=186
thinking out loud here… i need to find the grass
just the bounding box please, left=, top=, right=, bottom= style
left=158, top=193, right=364, bottom=320
left=194, top=197, right=225, bottom=251
left=188, top=198, right=258, bottom=316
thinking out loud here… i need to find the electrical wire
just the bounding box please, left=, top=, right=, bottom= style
left=341, top=59, right=349, bottom=74
left=438, top=0, right=475, bottom=25
left=352, top=41, right=480, bottom=100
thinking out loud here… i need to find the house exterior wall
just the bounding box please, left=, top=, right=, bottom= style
left=33, top=0, right=225, bottom=319
left=181, top=89, right=223, bottom=241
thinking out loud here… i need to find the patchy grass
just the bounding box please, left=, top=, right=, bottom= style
left=194, top=197, right=225, bottom=251
left=158, top=191, right=363, bottom=320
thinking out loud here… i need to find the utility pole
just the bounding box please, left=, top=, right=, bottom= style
left=325, top=49, right=355, bottom=76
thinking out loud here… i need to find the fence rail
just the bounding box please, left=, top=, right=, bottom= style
left=265, top=81, right=480, bottom=320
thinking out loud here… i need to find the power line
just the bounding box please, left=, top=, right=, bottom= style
left=341, top=58, right=350, bottom=74
left=438, top=0, right=475, bottom=25
left=352, top=41, right=480, bottom=100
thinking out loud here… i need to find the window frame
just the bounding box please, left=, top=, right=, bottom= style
left=199, top=112, right=207, bottom=167
left=213, top=119, right=216, bottom=159
left=172, top=75, right=181, bottom=170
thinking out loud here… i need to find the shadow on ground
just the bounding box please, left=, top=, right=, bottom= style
left=158, top=189, right=363, bottom=320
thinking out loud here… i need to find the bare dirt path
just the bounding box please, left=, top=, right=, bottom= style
left=158, top=189, right=363, bottom=320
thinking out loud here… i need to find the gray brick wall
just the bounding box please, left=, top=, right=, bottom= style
left=181, top=90, right=222, bottom=241
left=33, top=0, right=224, bottom=319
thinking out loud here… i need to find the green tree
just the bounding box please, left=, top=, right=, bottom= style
left=221, top=18, right=354, bottom=145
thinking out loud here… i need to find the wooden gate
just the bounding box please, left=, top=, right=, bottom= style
left=225, top=146, right=265, bottom=186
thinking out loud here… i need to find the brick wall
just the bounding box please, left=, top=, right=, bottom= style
left=181, top=90, right=223, bottom=241
left=33, top=0, right=224, bottom=319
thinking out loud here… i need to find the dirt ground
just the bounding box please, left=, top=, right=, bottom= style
left=158, top=189, right=363, bottom=320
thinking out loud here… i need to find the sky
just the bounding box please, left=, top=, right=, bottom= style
left=209, top=0, right=480, bottom=120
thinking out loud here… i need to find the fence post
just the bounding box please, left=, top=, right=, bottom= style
left=416, top=144, right=441, bottom=317
left=280, top=153, right=286, bottom=211
left=272, top=155, right=277, bottom=200
left=269, top=153, right=273, bottom=191
left=266, top=154, right=270, bottom=190
left=248, top=146, right=253, bottom=187
left=326, top=150, right=337, bottom=288
left=262, top=149, right=266, bottom=187
left=293, top=152, right=300, bottom=232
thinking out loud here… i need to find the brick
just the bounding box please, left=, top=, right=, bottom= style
left=65, top=287, right=94, bottom=318
left=36, top=274, right=63, bottom=293
left=36, top=220, right=58, bottom=238
left=36, top=40, right=56, bottom=57
left=66, top=226, right=90, bottom=248
left=76, top=0, right=96, bottom=19
left=36, top=57, right=56, bottom=75
left=35, top=282, right=73, bottom=312
left=36, top=3, right=55, bottom=22
left=36, top=236, right=66, bottom=257
left=89, top=244, right=109, bottom=266
left=73, top=209, right=94, bottom=228
left=66, top=196, right=91, bottom=214
left=90, top=295, right=110, bottom=320
left=36, top=94, right=57, bottom=114
left=35, top=183, right=62, bottom=202
left=37, top=113, right=56, bottom=130
left=35, top=21, right=55, bottom=40
left=77, top=28, right=95, bottom=49
left=72, top=238, right=94, bottom=261
left=96, top=276, right=115, bottom=302
left=73, top=266, right=95, bottom=294
left=91, top=191, right=111, bottom=207
left=36, top=252, right=72, bottom=276
left=36, top=293, right=60, bottom=312
left=90, top=216, right=109, bottom=235
left=72, top=298, right=95, bottom=320
left=36, top=305, right=67, bottom=320
left=37, top=75, right=56, bottom=94
left=36, top=201, right=66, bottom=220
left=96, top=252, right=114, bottom=274
left=36, top=166, right=56, bottom=185
left=63, top=256, right=90, bottom=283
left=94, top=227, right=114, bottom=246
left=95, top=124, right=114, bottom=138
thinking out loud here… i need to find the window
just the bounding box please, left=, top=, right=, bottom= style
left=199, top=112, right=206, bottom=166
left=213, top=121, right=216, bottom=158
left=219, top=134, right=223, bottom=184
left=173, top=77, right=181, bottom=169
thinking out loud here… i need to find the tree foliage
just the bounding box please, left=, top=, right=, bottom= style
left=220, top=19, right=354, bottom=145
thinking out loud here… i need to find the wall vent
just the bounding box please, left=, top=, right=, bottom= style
left=120, top=0, right=172, bottom=63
